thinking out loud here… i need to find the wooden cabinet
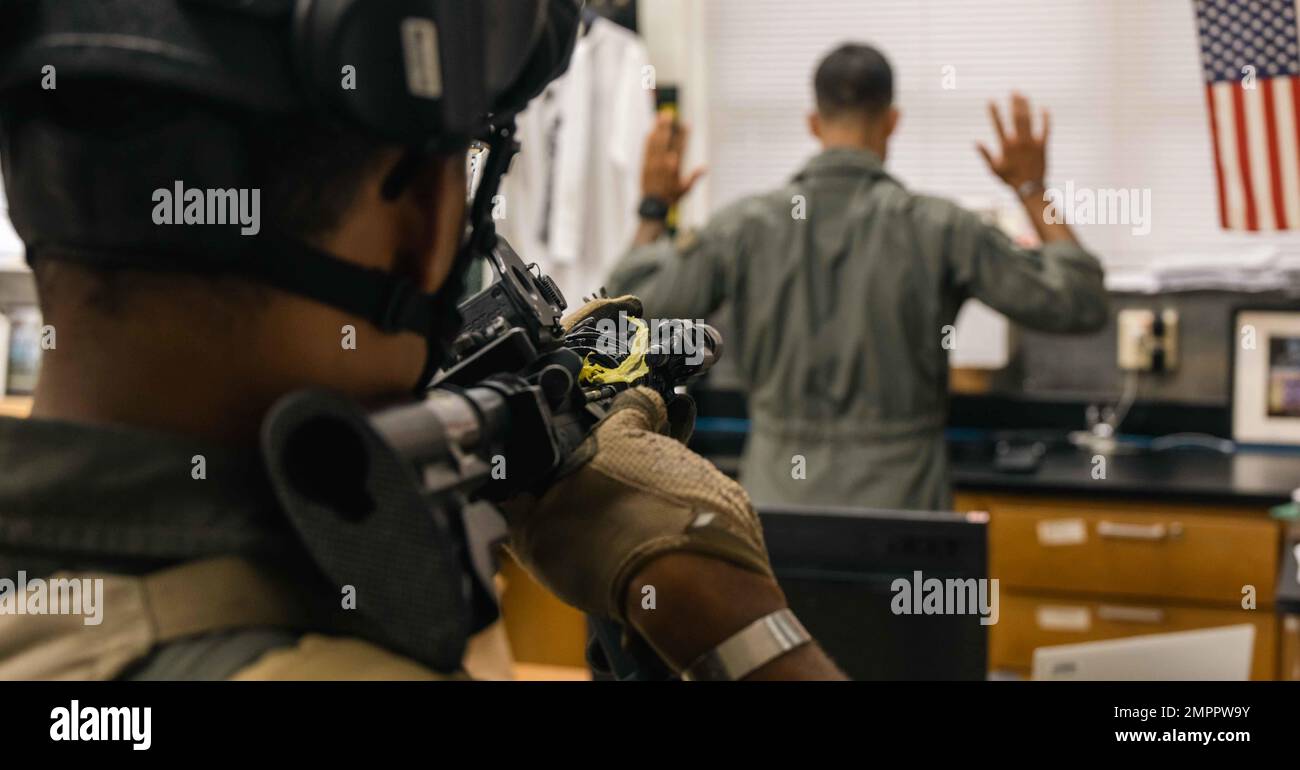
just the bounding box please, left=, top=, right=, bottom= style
left=498, top=552, right=588, bottom=668
left=1283, top=615, right=1300, bottom=681
left=991, top=591, right=1276, bottom=680
left=988, top=497, right=1278, bottom=605
left=958, top=492, right=1284, bottom=680
left=0, top=396, right=32, bottom=418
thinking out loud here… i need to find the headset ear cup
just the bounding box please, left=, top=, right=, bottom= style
left=0, top=0, right=37, bottom=24
left=289, top=0, right=313, bottom=103
left=291, top=0, right=578, bottom=140
left=289, top=0, right=340, bottom=116
left=289, top=0, right=404, bottom=137
left=491, top=0, right=580, bottom=119
left=288, top=0, right=479, bottom=143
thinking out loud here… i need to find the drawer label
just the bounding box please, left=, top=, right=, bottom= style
left=1036, top=605, right=1092, bottom=632
left=1037, top=518, right=1088, bottom=546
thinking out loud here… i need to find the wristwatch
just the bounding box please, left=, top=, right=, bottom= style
left=680, top=609, right=812, bottom=681
left=1016, top=180, right=1046, bottom=200
left=638, top=195, right=671, bottom=222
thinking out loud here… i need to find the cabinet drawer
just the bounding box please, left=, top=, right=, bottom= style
left=990, top=592, right=1277, bottom=680
left=952, top=492, right=987, bottom=514
left=1284, top=616, right=1300, bottom=681
left=989, top=500, right=1279, bottom=604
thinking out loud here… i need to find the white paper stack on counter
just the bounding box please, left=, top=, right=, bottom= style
left=1105, top=245, right=1300, bottom=294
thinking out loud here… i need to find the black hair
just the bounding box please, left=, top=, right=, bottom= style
left=814, top=42, right=894, bottom=120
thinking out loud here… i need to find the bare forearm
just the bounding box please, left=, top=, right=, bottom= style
left=1019, top=186, right=1077, bottom=245
left=625, top=552, right=846, bottom=680
left=980, top=93, right=1073, bottom=245
left=633, top=218, right=667, bottom=247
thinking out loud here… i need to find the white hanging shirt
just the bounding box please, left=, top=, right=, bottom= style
left=497, top=16, right=654, bottom=305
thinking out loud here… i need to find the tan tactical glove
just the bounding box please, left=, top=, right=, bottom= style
left=502, top=386, right=774, bottom=622
left=561, top=293, right=696, bottom=441
left=561, top=294, right=643, bottom=333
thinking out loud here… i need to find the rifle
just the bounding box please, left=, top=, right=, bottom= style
left=260, top=123, right=719, bottom=677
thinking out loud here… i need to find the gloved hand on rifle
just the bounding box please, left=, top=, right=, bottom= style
left=502, top=296, right=844, bottom=679
left=501, top=295, right=774, bottom=623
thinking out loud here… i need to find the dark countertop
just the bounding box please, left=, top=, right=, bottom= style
left=949, top=444, right=1300, bottom=506
left=698, top=430, right=1300, bottom=507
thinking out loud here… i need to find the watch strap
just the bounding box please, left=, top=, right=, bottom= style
left=1016, top=180, right=1046, bottom=199
left=638, top=196, right=671, bottom=222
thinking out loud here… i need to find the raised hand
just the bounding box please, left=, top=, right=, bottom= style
left=976, top=92, right=1049, bottom=192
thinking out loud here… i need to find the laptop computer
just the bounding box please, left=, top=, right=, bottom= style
left=1031, top=624, right=1256, bottom=681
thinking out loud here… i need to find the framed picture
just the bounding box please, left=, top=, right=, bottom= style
left=4, top=304, right=41, bottom=396
left=1233, top=308, right=1300, bottom=445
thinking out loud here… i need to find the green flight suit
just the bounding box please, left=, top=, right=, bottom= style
left=608, top=148, right=1108, bottom=511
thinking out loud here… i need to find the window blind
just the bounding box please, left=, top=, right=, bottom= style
left=701, top=0, right=1294, bottom=268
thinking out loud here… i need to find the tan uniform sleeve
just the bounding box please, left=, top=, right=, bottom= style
left=925, top=197, right=1109, bottom=333
left=227, top=617, right=515, bottom=681
left=228, top=634, right=459, bottom=681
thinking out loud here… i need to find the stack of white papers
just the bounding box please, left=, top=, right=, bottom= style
left=1105, top=246, right=1300, bottom=294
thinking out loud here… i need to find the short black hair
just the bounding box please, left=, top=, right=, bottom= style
left=814, top=42, right=894, bottom=120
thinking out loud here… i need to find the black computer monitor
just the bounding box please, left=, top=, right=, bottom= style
left=759, top=505, right=990, bottom=681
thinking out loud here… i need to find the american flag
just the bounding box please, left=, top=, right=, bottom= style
left=1197, top=0, right=1300, bottom=231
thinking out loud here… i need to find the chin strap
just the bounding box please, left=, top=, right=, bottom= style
left=422, top=118, right=521, bottom=388
left=461, top=120, right=520, bottom=259
left=393, top=117, right=520, bottom=390
left=266, top=117, right=522, bottom=392
left=241, top=235, right=439, bottom=337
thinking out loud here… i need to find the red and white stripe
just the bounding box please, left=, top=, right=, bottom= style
left=1207, top=76, right=1300, bottom=231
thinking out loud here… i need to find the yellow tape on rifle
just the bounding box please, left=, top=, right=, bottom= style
left=581, top=316, right=651, bottom=386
